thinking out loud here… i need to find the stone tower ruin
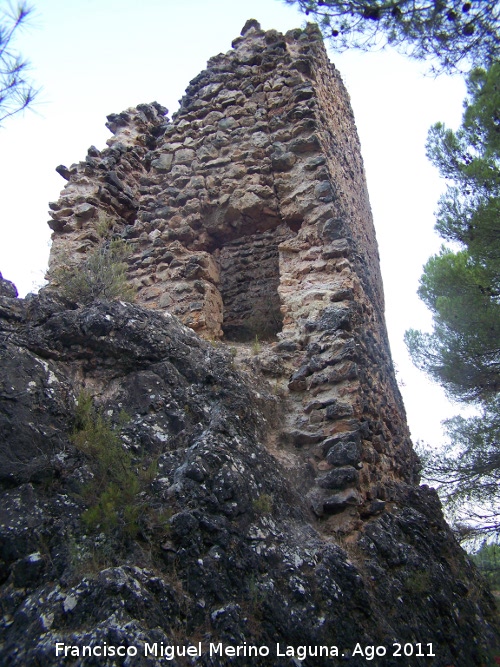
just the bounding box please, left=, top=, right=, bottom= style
left=46, top=20, right=419, bottom=526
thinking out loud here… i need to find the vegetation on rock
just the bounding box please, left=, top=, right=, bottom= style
left=252, top=492, right=273, bottom=514
left=52, top=215, right=136, bottom=305
left=70, top=390, right=169, bottom=570
left=72, top=391, right=142, bottom=538
left=1, top=239, right=498, bottom=667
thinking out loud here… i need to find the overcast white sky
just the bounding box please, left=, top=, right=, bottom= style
left=0, top=0, right=467, bottom=448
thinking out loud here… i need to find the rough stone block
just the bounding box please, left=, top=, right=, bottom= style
left=318, top=466, right=359, bottom=490
left=326, top=438, right=362, bottom=467
left=151, top=153, right=173, bottom=172
left=174, top=148, right=196, bottom=165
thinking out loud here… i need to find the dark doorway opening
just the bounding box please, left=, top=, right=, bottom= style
left=218, top=229, right=285, bottom=342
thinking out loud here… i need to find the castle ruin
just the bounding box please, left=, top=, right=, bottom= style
left=48, top=20, right=417, bottom=527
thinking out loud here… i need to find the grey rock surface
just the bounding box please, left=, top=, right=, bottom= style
left=0, top=288, right=498, bottom=666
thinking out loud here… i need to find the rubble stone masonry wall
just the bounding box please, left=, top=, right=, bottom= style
left=46, top=20, right=419, bottom=529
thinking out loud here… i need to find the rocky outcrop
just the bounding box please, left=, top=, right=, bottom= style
left=0, top=285, right=498, bottom=666
left=0, top=272, right=18, bottom=298
left=1, top=19, right=499, bottom=666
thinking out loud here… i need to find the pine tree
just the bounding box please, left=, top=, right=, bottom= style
left=405, top=63, right=500, bottom=537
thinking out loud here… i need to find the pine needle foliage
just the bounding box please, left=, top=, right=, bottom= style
left=406, top=64, right=500, bottom=404
left=406, top=63, right=500, bottom=538
left=471, top=541, right=500, bottom=589
left=0, top=2, right=39, bottom=125
left=418, top=398, right=500, bottom=537
left=284, top=0, right=499, bottom=74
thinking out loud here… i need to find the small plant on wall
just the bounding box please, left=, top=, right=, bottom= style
left=52, top=212, right=136, bottom=305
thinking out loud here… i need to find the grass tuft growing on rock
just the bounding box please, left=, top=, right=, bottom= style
left=253, top=493, right=273, bottom=515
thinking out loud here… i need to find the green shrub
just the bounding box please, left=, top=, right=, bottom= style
left=72, top=392, right=142, bottom=538
left=253, top=493, right=273, bottom=515
left=404, top=570, right=432, bottom=595
left=54, top=238, right=136, bottom=305
left=52, top=214, right=135, bottom=305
